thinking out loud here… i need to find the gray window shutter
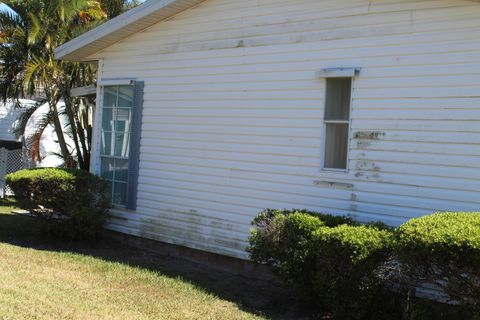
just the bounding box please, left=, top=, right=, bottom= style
left=126, top=81, right=144, bottom=210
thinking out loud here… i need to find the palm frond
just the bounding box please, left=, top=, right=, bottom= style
left=24, top=108, right=53, bottom=162
left=27, top=12, right=42, bottom=45
left=12, top=103, right=42, bottom=139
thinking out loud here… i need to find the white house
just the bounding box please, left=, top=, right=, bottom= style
left=0, top=100, right=30, bottom=149
left=56, top=0, right=480, bottom=259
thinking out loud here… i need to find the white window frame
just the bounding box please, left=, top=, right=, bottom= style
left=317, top=68, right=359, bottom=173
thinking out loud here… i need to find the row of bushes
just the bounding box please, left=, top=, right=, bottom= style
left=6, top=168, right=110, bottom=239
left=248, top=209, right=480, bottom=319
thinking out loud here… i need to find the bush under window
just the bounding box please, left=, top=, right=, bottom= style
left=248, top=209, right=395, bottom=319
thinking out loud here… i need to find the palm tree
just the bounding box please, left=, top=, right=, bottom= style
left=101, top=0, right=141, bottom=18
left=0, top=0, right=139, bottom=169
left=1, top=0, right=106, bottom=167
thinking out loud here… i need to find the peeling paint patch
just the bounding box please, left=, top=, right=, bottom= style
left=353, top=131, right=386, bottom=140
left=356, top=160, right=381, bottom=172
left=355, top=171, right=380, bottom=180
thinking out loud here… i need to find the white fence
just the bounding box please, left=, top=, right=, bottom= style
left=0, top=148, right=32, bottom=197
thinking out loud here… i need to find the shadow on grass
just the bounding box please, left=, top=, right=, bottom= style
left=0, top=207, right=315, bottom=320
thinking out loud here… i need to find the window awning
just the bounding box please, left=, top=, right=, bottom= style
left=316, top=68, right=361, bottom=78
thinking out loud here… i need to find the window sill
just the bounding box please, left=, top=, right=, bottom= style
left=322, top=168, right=348, bottom=174
left=314, top=169, right=354, bottom=190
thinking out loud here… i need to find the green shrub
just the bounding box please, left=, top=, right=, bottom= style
left=248, top=210, right=326, bottom=292
left=251, top=208, right=356, bottom=228
left=248, top=209, right=395, bottom=318
left=248, top=209, right=356, bottom=270
left=6, top=168, right=110, bottom=239
left=396, top=212, right=480, bottom=315
left=312, top=225, right=394, bottom=318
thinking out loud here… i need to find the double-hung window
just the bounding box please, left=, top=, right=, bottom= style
left=99, top=81, right=143, bottom=209
left=317, top=68, right=358, bottom=171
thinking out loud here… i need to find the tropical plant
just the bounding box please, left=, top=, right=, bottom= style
left=101, top=0, right=141, bottom=18
left=0, top=0, right=139, bottom=169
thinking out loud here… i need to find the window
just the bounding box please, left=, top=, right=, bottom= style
left=323, top=78, right=352, bottom=170
left=99, top=82, right=143, bottom=209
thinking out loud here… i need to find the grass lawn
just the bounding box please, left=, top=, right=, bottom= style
left=0, top=201, right=282, bottom=320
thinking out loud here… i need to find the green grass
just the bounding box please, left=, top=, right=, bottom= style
left=0, top=201, right=265, bottom=320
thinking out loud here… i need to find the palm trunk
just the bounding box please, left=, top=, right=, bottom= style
left=45, top=89, right=71, bottom=166
left=60, top=86, right=85, bottom=169
left=75, top=109, right=90, bottom=169
left=72, top=99, right=90, bottom=169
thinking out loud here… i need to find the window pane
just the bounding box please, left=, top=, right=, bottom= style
left=104, top=87, right=118, bottom=107
left=114, top=159, right=129, bottom=182
left=325, top=78, right=352, bottom=121
left=101, top=132, right=113, bottom=156
left=102, top=108, right=114, bottom=131
left=114, top=133, right=130, bottom=157
left=324, top=123, right=349, bottom=169
left=100, top=158, right=115, bottom=180
left=101, top=85, right=135, bottom=206
left=118, top=86, right=133, bottom=108
left=115, top=108, right=131, bottom=132
left=113, top=182, right=128, bottom=206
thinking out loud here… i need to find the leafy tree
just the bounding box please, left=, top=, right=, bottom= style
left=101, top=0, right=141, bottom=18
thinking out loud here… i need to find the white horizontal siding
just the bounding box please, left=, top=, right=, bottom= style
left=94, top=0, right=480, bottom=259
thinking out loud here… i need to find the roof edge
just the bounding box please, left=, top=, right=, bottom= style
left=56, top=0, right=201, bottom=61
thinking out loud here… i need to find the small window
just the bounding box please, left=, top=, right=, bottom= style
left=323, top=78, right=352, bottom=170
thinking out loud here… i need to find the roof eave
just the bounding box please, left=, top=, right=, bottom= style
left=55, top=0, right=205, bottom=62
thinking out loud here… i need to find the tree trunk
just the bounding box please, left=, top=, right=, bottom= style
left=60, top=84, right=86, bottom=169
left=45, top=89, right=72, bottom=166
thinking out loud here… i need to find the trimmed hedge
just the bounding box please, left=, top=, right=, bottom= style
left=248, top=210, right=326, bottom=294
left=313, top=225, right=394, bottom=318
left=249, top=209, right=480, bottom=319
left=248, top=209, right=394, bottom=318
left=396, top=212, right=480, bottom=313
left=6, top=168, right=110, bottom=239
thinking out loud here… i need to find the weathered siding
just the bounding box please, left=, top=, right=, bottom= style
left=92, top=0, right=480, bottom=259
